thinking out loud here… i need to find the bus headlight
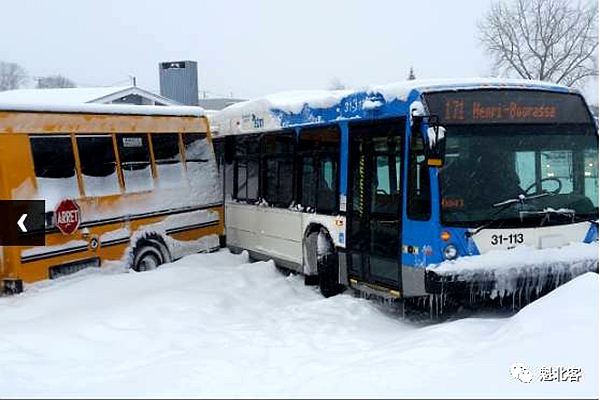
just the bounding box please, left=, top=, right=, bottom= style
left=443, top=244, right=458, bottom=260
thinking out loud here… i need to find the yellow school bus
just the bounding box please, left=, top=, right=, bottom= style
left=0, top=102, right=223, bottom=294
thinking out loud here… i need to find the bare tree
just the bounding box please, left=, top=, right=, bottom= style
left=328, top=77, right=347, bottom=90
left=0, top=61, right=28, bottom=91
left=478, top=0, right=598, bottom=86
left=36, top=75, right=77, bottom=89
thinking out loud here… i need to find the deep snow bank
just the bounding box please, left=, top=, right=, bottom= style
left=0, top=250, right=596, bottom=398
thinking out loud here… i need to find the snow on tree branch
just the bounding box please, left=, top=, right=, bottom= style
left=36, top=75, right=77, bottom=89
left=478, top=0, right=598, bottom=87
left=0, top=61, right=28, bottom=91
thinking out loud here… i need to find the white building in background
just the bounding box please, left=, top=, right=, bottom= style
left=0, top=85, right=180, bottom=106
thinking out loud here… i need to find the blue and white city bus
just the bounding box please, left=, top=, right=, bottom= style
left=212, top=78, right=598, bottom=310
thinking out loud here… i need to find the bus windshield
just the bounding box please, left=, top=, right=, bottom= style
left=438, top=124, right=598, bottom=227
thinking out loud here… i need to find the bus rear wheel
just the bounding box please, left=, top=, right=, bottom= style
left=131, top=234, right=170, bottom=272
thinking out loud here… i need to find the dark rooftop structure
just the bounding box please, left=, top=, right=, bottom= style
left=198, top=97, right=246, bottom=111
left=159, top=60, right=199, bottom=106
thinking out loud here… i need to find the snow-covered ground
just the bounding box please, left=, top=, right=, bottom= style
left=0, top=250, right=597, bottom=398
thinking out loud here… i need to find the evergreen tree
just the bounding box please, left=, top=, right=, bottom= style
left=408, top=67, right=416, bottom=80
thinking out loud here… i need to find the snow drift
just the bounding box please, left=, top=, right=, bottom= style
left=0, top=250, right=596, bottom=398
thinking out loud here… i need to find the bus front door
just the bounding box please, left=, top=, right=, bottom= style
left=347, top=119, right=403, bottom=291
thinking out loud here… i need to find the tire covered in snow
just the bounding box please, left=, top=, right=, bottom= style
left=131, top=233, right=171, bottom=272
left=307, top=228, right=344, bottom=298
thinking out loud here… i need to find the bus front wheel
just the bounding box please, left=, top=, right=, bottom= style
left=312, top=229, right=344, bottom=298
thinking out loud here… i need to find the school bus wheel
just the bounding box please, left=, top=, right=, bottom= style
left=131, top=234, right=172, bottom=272
left=2, top=279, right=24, bottom=295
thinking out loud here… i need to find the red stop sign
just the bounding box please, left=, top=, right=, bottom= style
left=54, top=199, right=81, bottom=235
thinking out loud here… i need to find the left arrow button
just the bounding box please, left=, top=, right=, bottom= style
left=17, top=214, right=27, bottom=233
left=0, top=201, right=45, bottom=246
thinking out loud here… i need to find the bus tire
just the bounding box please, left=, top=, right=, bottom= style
left=131, top=234, right=170, bottom=272
left=2, top=279, right=23, bottom=295
left=314, top=230, right=344, bottom=298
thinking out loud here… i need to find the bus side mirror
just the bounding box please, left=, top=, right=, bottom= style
left=411, top=114, right=446, bottom=168
left=424, top=116, right=446, bottom=168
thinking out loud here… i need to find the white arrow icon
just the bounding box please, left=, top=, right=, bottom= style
left=17, top=214, right=27, bottom=233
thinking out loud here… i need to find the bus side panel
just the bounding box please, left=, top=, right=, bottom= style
left=17, top=218, right=130, bottom=282
left=256, top=206, right=302, bottom=266
left=225, top=202, right=259, bottom=253
left=0, top=134, right=39, bottom=284
left=15, top=205, right=224, bottom=284
left=225, top=202, right=303, bottom=268
left=19, top=242, right=128, bottom=283
left=1, top=112, right=206, bottom=135
left=0, top=134, right=38, bottom=200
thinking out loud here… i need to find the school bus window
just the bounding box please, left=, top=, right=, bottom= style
left=76, top=135, right=121, bottom=197
left=116, top=134, right=154, bottom=193
left=184, top=133, right=211, bottom=182
left=184, top=133, right=210, bottom=161
left=29, top=135, right=80, bottom=206
left=151, top=133, right=185, bottom=189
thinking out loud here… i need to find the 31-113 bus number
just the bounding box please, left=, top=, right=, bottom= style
left=491, top=233, right=524, bottom=246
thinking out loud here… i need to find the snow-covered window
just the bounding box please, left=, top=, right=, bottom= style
left=233, top=134, right=260, bottom=202
left=29, top=135, right=80, bottom=206
left=116, top=134, right=154, bottom=193
left=151, top=133, right=185, bottom=189
left=262, top=132, right=293, bottom=207
left=183, top=133, right=217, bottom=187
left=298, top=126, right=340, bottom=214
left=76, top=135, right=121, bottom=197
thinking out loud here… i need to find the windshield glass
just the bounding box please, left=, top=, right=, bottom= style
left=438, top=124, right=598, bottom=227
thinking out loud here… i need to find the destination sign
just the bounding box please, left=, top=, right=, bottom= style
left=424, top=90, right=591, bottom=125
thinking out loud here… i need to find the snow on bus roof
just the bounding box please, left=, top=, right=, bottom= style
left=212, top=77, right=573, bottom=136
left=0, top=87, right=133, bottom=105
left=0, top=102, right=205, bottom=117
left=0, top=86, right=181, bottom=106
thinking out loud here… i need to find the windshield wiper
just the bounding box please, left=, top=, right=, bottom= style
left=491, top=192, right=553, bottom=208
left=466, top=192, right=554, bottom=238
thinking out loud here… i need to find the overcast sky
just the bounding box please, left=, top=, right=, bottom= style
left=2, top=0, right=598, bottom=103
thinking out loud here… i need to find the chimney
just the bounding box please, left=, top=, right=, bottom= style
left=158, top=60, right=199, bottom=106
